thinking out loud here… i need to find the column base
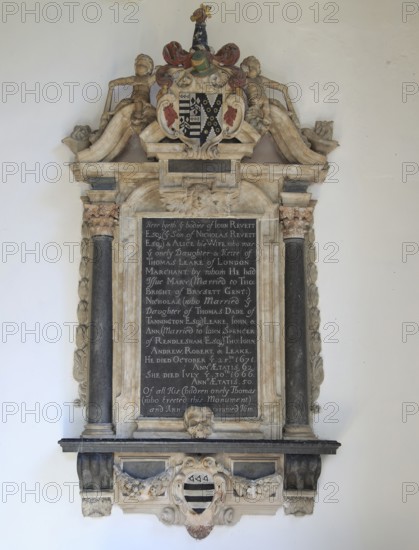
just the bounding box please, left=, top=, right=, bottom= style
left=82, top=423, right=114, bottom=438
left=283, top=424, right=316, bottom=440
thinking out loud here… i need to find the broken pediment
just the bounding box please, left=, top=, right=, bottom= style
left=63, top=4, right=337, bottom=166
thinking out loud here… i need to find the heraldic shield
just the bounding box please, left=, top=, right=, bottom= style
left=180, top=92, right=223, bottom=145
left=170, top=456, right=229, bottom=540
left=182, top=471, right=216, bottom=514
left=157, top=69, right=245, bottom=158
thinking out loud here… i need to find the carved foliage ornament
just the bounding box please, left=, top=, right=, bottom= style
left=114, top=465, right=174, bottom=501
left=160, top=183, right=239, bottom=216
left=280, top=206, right=314, bottom=239
left=73, top=220, right=90, bottom=406
left=83, top=203, right=120, bottom=237
left=306, top=229, right=325, bottom=409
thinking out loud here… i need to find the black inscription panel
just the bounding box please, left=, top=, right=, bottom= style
left=141, top=218, right=258, bottom=418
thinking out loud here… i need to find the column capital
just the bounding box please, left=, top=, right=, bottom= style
left=280, top=206, right=313, bottom=239
left=84, top=203, right=119, bottom=237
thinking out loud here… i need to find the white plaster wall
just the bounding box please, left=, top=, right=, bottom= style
left=1, top=0, right=419, bottom=548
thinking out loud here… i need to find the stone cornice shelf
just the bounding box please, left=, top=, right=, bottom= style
left=71, top=162, right=328, bottom=185
left=59, top=438, right=341, bottom=455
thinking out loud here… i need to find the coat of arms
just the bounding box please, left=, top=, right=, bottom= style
left=155, top=6, right=246, bottom=158
left=179, top=92, right=223, bottom=144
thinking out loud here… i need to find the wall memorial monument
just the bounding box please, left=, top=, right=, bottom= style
left=59, top=4, right=340, bottom=539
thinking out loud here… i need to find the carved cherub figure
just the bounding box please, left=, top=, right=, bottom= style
left=97, top=53, right=156, bottom=136
left=184, top=406, right=214, bottom=439
left=240, top=55, right=299, bottom=133
left=74, top=54, right=157, bottom=161
left=241, top=55, right=326, bottom=165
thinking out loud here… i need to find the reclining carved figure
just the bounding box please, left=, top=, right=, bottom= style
left=75, top=54, right=157, bottom=162
left=240, top=56, right=328, bottom=165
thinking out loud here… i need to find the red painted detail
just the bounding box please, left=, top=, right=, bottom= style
left=224, top=106, right=237, bottom=127
left=164, top=103, right=178, bottom=128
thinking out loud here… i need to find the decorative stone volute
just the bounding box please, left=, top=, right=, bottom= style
left=280, top=206, right=314, bottom=239
left=83, top=203, right=120, bottom=237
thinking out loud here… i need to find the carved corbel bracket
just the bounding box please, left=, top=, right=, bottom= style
left=283, top=454, right=322, bottom=516
left=77, top=453, right=114, bottom=517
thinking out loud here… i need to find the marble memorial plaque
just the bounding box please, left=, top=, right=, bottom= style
left=141, top=218, right=258, bottom=418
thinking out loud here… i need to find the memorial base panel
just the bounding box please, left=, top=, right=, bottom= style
left=68, top=442, right=339, bottom=532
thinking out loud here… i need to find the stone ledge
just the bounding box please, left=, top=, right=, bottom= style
left=59, top=438, right=341, bottom=455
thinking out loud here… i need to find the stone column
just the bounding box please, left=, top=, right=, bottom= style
left=82, top=203, right=119, bottom=438
left=280, top=205, right=314, bottom=439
